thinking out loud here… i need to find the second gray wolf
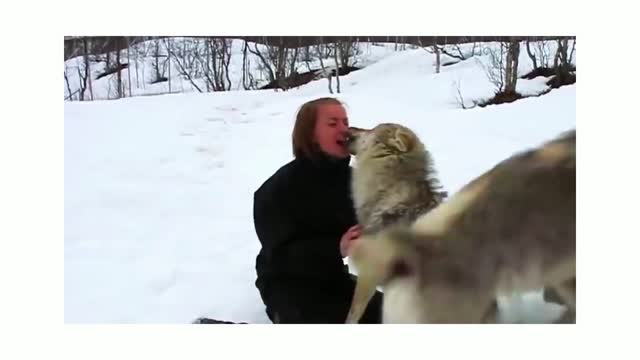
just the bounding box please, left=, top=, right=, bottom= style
left=349, top=129, right=576, bottom=323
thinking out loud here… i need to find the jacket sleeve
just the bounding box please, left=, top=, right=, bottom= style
left=253, top=186, right=295, bottom=265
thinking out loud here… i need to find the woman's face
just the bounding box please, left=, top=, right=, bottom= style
left=314, top=104, right=350, bottom=159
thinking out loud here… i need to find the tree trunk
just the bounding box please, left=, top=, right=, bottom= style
left=222, top=39, right=232, bottom=90
left=249, top=43, right=276, bottom=84
left=135, top=43, right=140, bottom=89
left=525, top=40, right=537, bottom=69
left=77, top=67, right=86, bottom=101
left=116, top=46, right=122, bottom=98
left=504, top=40, right=520, bottom=94
left=127, top=37, right=132, bottom=97
left=83, top=37, right=94, bottom=101
left=167, top=39, right=172, bottom=94
left=433, top=44, right=441, bottom=74
left=568, top=39, right=576, bottom=65
left=154, top=40, right=161, bottom=82
left=242, top=41, right=250, bottom=90
left=276, top=38, right=287, bottom=90
left=511, top=41, right=520, bottom=90
left=317, top=43, right=332, bottom=94
left=334, top=43, right=341, bottom=93
left=203, top=40, right=211, bottom=92
left=64, top=66, right=73, bottom=101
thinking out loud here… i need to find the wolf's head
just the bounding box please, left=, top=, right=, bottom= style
left=347, top=123, right=423, bottom=160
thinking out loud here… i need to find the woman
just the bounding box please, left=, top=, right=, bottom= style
left=253, top=97, right=383, bottom=324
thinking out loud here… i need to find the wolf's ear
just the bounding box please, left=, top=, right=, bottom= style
left=389, top=128, right=415, bottom=153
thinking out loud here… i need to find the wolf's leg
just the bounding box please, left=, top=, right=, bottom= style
left=345, top=280, right=377, bottom=324
left=480, top=299, right=499, bottom=323
left=550, top=278, right=576, bottom=323
left=543, top=286, right=566, bottom=305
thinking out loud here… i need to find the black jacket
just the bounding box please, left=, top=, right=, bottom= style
left=253, top=154, right=382, bottom=323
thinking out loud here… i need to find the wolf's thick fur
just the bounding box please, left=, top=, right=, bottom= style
left=345, top=123, right=447, bottom=323
left=350, top=129, right=576, bottom=323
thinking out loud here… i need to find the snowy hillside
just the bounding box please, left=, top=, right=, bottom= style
left=64, top=42, right=576, bottom=324
left=63, top=39, right=403, bottom=100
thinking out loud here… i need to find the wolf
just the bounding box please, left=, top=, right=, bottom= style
left=344, top=123, right=448, bottom=323
left=348, top=129, right=576, bottom=323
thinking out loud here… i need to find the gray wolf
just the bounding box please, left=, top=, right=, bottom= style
left=344, top=123, right=447, bottom=323
left=348, top=129, right=576, bottom=323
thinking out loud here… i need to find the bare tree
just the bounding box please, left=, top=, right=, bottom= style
left=302, top=44, right=313, bottom=72
left=116, top=46, right=123, bottom=98
left=148, top=39, right=168, bottom=87
left=504, top=40, right=520, bottom=94
left=440, top=44, right=465, bottom=61
left=134, top=42, right=141, bottom=88
left=83, top=37, right=94, bottom=100
left=64, top=65, right=74, bottom=101
left=76, top=61, right=88, bottom=101
left=433, top=43, right=441, bottom=74
left=481, top=42, right=506, bottom=93
left=198, top=38, right=233, bottom=91
left=167, top=38, right=172, bottom=94
left=127, top=37, right=132, bottom=97
left=549, top=38, right=576, bottom=87
left=151, top=39, right=168, bottom=84
left=204, top=39, right=218, bottom=91
left=568, top=39, right=576, bottom=65
left=536, top=41, right=552, bottom=68
left=168, top=38, right=203, bottom=92
left=394, top=36, right=407, bottom=51
left=554, top=38, right=574, bottom=73
left=525, top=40, right=538, bottom=69
left=316, top=42, right=333, bottom=94
left=337, top=38, right=358, bottom=69
left=221, top=39, right=232, bottom=90
left=134, top=40, right=151, bottom=89
left=275, top=38, right=287, bottom=89
left=245, top=37, right=296, bottom=90
left=287, top=46, right=299, bottom=80
left=419, top=38, right=441, bottom=73
left=334, top=42, right=341, bottom=93
left=478, top=39, right=521, bottom=101
left=241, top=40, right=256, bottom=90
left=248, top=41, right=276, bottom=85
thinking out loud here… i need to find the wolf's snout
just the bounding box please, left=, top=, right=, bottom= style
left=346, top=128, right=362, bottom=154
left=347, top=127, right=364, bottom=143
left=345, top=134, right=355, bottom=145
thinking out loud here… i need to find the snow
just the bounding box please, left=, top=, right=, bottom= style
left=65, top=41, right=576, bottom=323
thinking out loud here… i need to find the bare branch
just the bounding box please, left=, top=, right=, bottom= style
left=568, top=39, right=576, bottom=65
left=64, top=65, right=74, bottom=101
left=440, top=45, right=466, bottom=60
left=248, top=43, right=276, bottom=83
left=316, top=41, right=332, bottom=94
left=167, top=39, right=203, bottom=93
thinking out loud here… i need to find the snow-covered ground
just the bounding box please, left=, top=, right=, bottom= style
left=64, top=42, right=576, bottom=323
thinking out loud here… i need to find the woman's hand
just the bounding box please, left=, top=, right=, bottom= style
left=340, top=224, right=363, bottom=257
